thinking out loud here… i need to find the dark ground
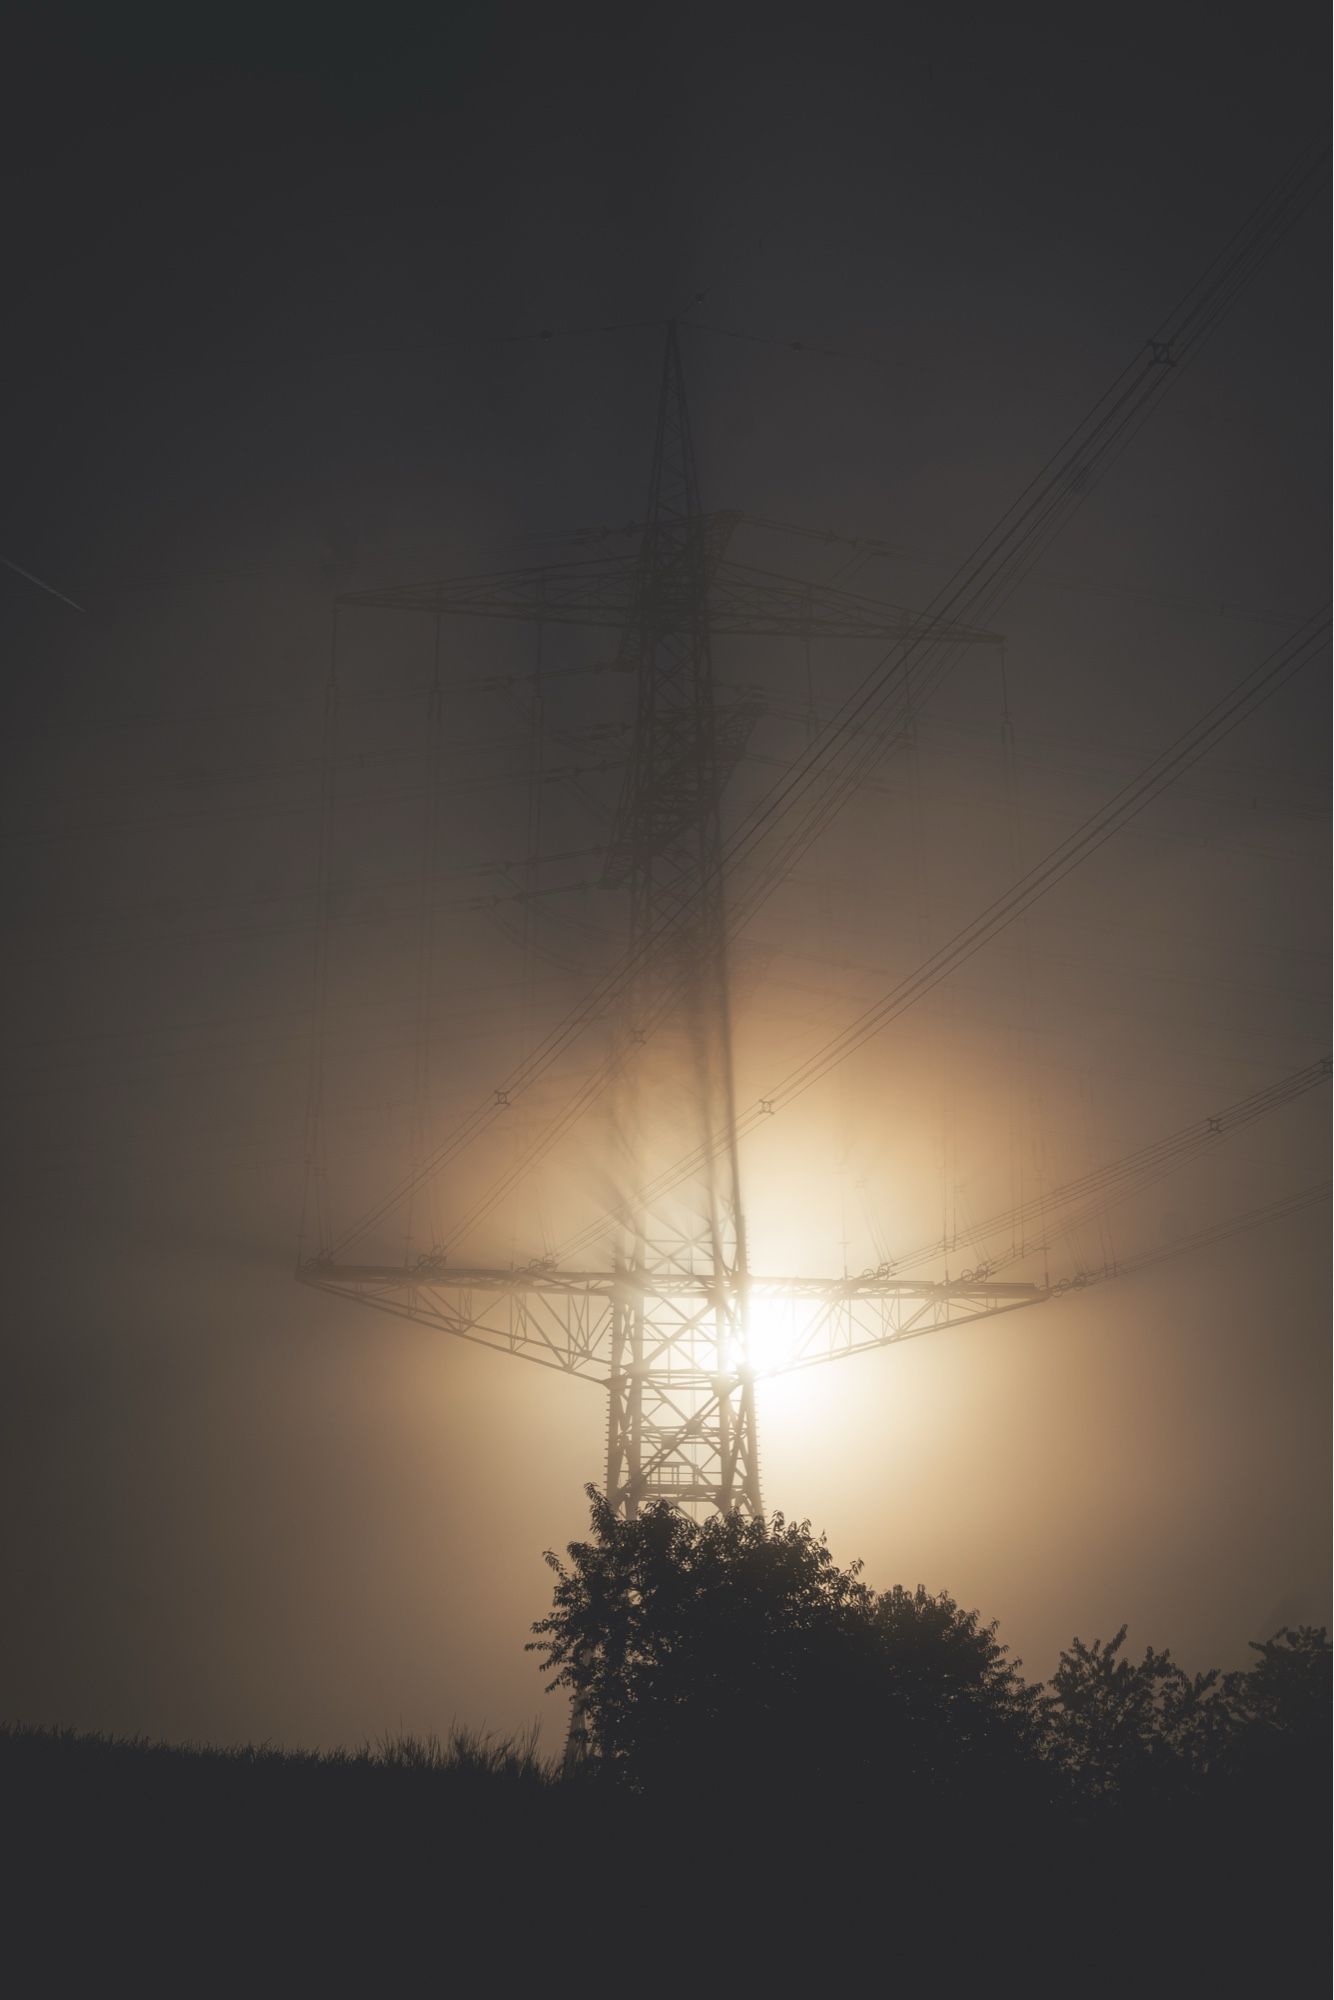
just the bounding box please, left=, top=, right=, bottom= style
left=3, top=1720, right=1325, bottom=1993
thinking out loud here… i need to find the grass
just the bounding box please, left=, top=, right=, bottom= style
left=1, top=1716, right=556, bottom=1782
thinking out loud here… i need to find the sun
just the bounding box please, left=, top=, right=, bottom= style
left=745, top=1289, right=801, bottom=1376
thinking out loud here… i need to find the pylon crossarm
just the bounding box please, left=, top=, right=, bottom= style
left=297, top=1261, right=618, bottom=1380
left=708, top=560, right=999, bottom=643
left=751, top=1277, right=1049, bottom=1376
left=339, top=557, right=653, bottom=626
left=298, top=1258, right=1048, bottom=1391
left=297, top=1260, right=753, bottom=1389
left=334, top=544, right=995, bottom=644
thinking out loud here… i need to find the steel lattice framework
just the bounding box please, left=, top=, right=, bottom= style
left=296, top=161, right=1330, bottom=1531
left=298, top=322, right=1039, bottom=1519
left=300, top=1263, right=1050, bottom=1386
left=336, top=530, right=995, bottom=644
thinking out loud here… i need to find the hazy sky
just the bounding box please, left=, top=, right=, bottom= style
left=1, top=6, right=1328, bottom=1752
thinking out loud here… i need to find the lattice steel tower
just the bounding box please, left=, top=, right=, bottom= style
left=599, top=323, right=757, bottom=1515
left=300, top=323, right=1042, bottom=1519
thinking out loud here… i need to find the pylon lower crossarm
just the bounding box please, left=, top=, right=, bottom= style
left=751, top=1276, right=1049, bottom=1375
left=296, top=1260, right=617, bottom=1379
left=298, top=1261, right=1048, bottom=1385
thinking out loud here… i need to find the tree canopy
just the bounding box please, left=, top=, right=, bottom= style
left=532, top=1488, right=1042, bottom=1810
left=532, top=1487, right=1330, bottom=1837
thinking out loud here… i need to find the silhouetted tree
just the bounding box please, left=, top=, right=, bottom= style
left=1221, top=1623, right=1330, bottom=1828
left=1045, top=1619, right=1331, bottom=1822
left=530, top=1487, right=1041, bottom=1817
left=1227, top=1623, right=1330, bottom=1739
left=868, top=1581, right=1049, bottom=1795
left=1044, top=1625, right=1233, bottom=1808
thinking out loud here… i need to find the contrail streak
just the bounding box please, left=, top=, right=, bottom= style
left=1, top=554, right=87, bottom=613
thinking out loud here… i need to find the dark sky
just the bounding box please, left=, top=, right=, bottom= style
left=1, top=5, right=1328, bottom=1752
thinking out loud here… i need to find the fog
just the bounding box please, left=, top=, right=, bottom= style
left=1, top=7, right=1327, bottom=1752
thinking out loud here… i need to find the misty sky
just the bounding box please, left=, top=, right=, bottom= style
left=1, top=6, right=1328, bottom=1753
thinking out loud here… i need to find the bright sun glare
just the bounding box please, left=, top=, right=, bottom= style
left=747, top=1292, right=800, bottom=1376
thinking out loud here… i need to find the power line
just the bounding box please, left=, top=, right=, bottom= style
left=324, top=151, right=1328, bottom=1259
left=765, top=1179, right=1332, bottom=1376
left=885, top=1060, right=1329, bottom=1276
left=1098, top=1180, right=1332, bottom=1278
left=559, top=611, right=1327, bottom=1255
left=737, top=513, right=1306, bottom=627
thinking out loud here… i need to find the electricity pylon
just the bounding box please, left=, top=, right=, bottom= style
left=300, top=156, right=1331, bottom=1521
left=300, top=322, right=1037, bottom=1518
